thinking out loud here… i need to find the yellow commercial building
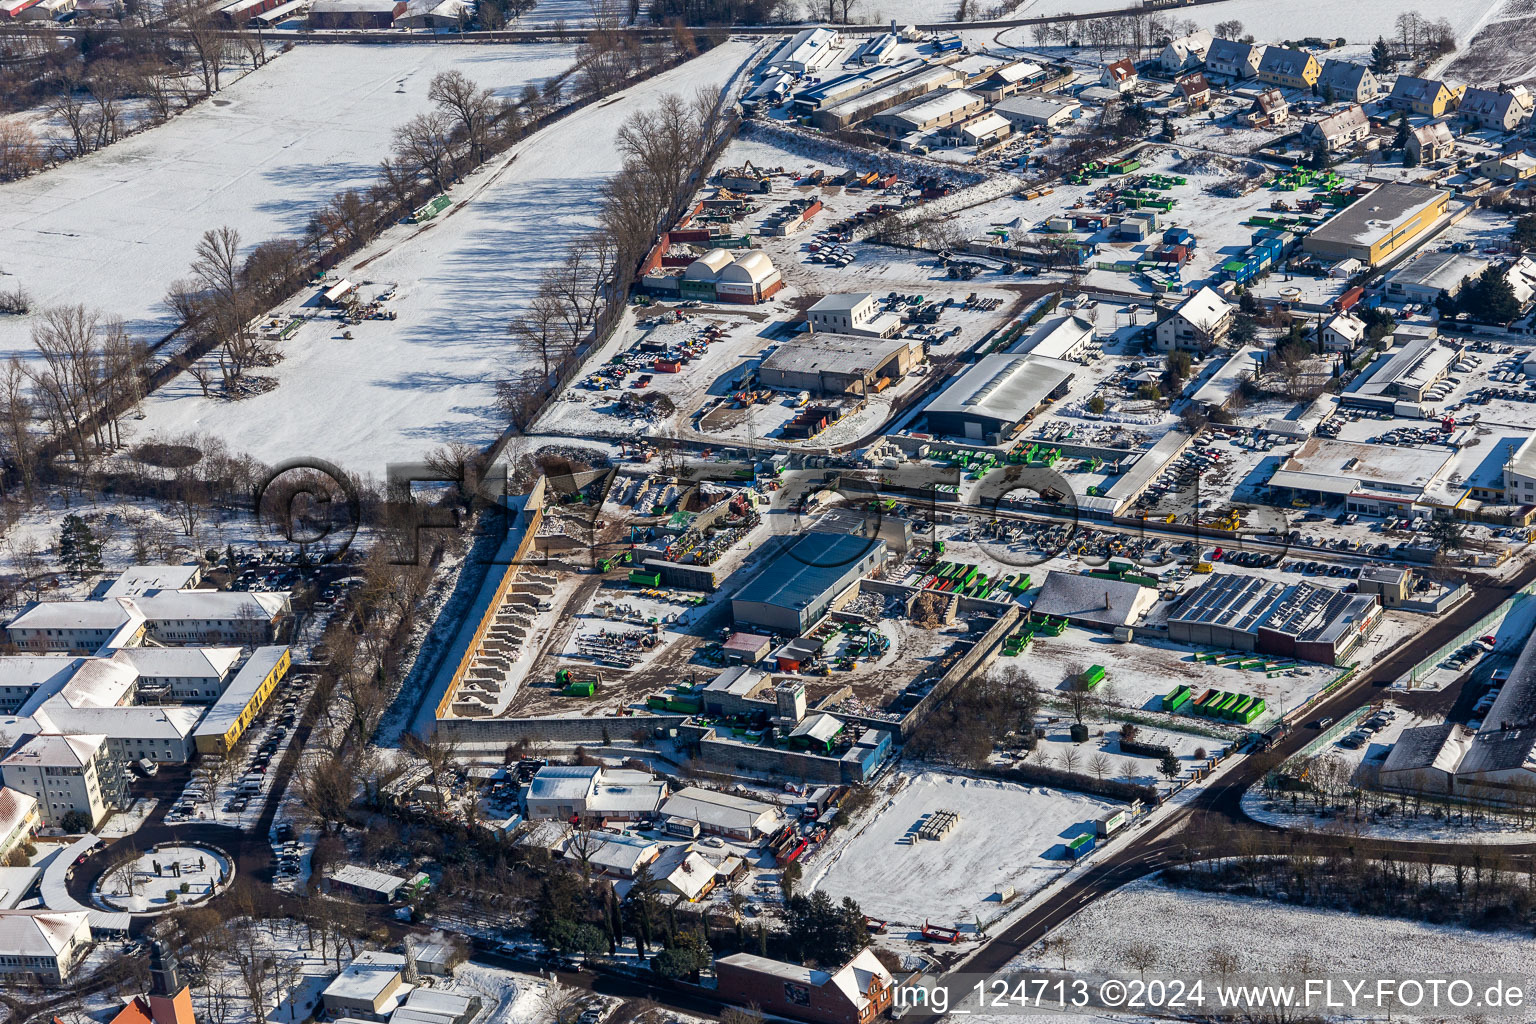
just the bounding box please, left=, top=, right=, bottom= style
left=192, top=645, right=290, bottom=756
left=1302, top=183, right=1450, bottom=265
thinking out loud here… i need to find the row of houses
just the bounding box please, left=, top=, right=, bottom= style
left=1167, top=31, right=1533, bottom=128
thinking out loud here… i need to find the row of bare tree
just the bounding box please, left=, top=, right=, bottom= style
left=1029, top=11, right=1209, bottom=57
left=497, top=88, right=737, bottom=429
left=0, top=11, right=274, bottom=180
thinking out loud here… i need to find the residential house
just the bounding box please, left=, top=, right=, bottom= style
left=1302, top=104, right=1371, bottom=152
left=1100, top=57, right=1137, bottom=92
left=1407, top=120, right=1455, bottom=164
left=1257, top=46, right=1320, bottom=89
left=1155, top=286, right=1235, bottom=351
left=1176, top=74, right=1211, bottom=110
left=1316, top=59, right=1380, bottom=103
left=1205, top=38, right=1265, bottom=80
left=1458, top=85, right=1534, bottom=131
left=1245, top=88, right=1290, bottom=127
left=1319, top=311, right=1368, bottom=353
left=1386, top=75, right=1465, bottom=117
left=973, top=60, right=1044, bottom=102
left=1482, top=151, right=1536, bottom=181
left=1159, top=29, right=1212, bottom=74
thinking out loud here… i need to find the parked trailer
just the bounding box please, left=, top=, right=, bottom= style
left=1095, top=810, right=1128, bottom=837
left=921, top=920, right=962, bottom=943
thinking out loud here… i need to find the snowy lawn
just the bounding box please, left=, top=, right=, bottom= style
left=131, top=40, right=760, bottom=476
left=1012, top=877, right=1535, bottom=980
left=809, top=770, right=1124, bottom=929
left=0, top=44, right=578, bottom=362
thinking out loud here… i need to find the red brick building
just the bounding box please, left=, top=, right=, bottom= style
left=716, top=951, right=893, bottom=1024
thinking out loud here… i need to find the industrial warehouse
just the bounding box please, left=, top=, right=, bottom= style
left=757, top=334, right=924, bottom=395
left=1168, top=574, right=1384, bottom=666
left=924, top=354, right=1075, bottom=442
left=1302, top=182, right=1452, bottom=264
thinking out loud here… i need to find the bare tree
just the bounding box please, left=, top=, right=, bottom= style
left=1088, top=753, right=1112, bottom=781
left=428, top=70, right=499, bottom=163
left=393, top=111, right=456, bottom=194
left=0, top=118, right=42, bottom=181
left=1122, top=940, right=1159, bottom=979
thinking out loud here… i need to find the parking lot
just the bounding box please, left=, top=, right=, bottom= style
left=164, top=669, right=314, bottom=828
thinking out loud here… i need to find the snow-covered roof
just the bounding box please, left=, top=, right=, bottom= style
left=101, top=564, right=200, bottom=598
left=1409, top=120, right=1454, bottom=150
left=718, top=950, right=892, bottom=1013
left=789, top=712, right=844, bottom=744
left=324, top=951, right=407, bottom=1005
left=1309, top=104, right=1368, bottom=141
left=0, top=910, right=89, bottom=958
left=527, top=765, right=599, bottom=803
left=1171, top=286, right=1233, bottom=334
left=24, top=657, right=136, bottom=712
left=1323, top=311, right=1367, bottom=342
left=1318, top=59, right=1373, bottom=92
left=652, top=846, right=715, bottom=900
left=1258, top=46, right=1314, bottom=77
left=989, top=61, right=1042, bottom=85
left=705, top=665, right=770, bottom=696
left=682, top=248, right=736, bottom=281
left=660, top=787, right=778, bottom=831
left=718, top=250, right=778, bottom=286
left=882, top=88, right=984, bottom=129
left=959, top=111, right=1011, bottom=141
left=109, top=646, right=241, bottom=680
left=1013, top=313, right=1093, bottom=360
left=193, top=646, right=290, bottom=738
left=8, top=599, right=139, bottom=633
left=927, top=353, right=1075, bottom=425
left=134, top=590, right=288, bottom=622
left=328, top=865, right=409, bottom=896
left=0, top=733, right=104, bottom=769
left=808, top=292, right=873, bottom=316
left=1251, top=88, right=1288, bottom=115
left=1163, top=29, right=1212, bottom=61
left=564, top=833, right=658, bottom=875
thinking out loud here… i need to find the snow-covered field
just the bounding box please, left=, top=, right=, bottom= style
left=0, top=44, right=578, bottom=362
left=809, top=770, right=1123, bottom=928
left=1013, top=877, right=1534, bottom=984
left=129, top=40, right=759, bottom=477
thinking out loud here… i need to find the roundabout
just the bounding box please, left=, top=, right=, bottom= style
left=93, top=842, right=233, bottom=915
